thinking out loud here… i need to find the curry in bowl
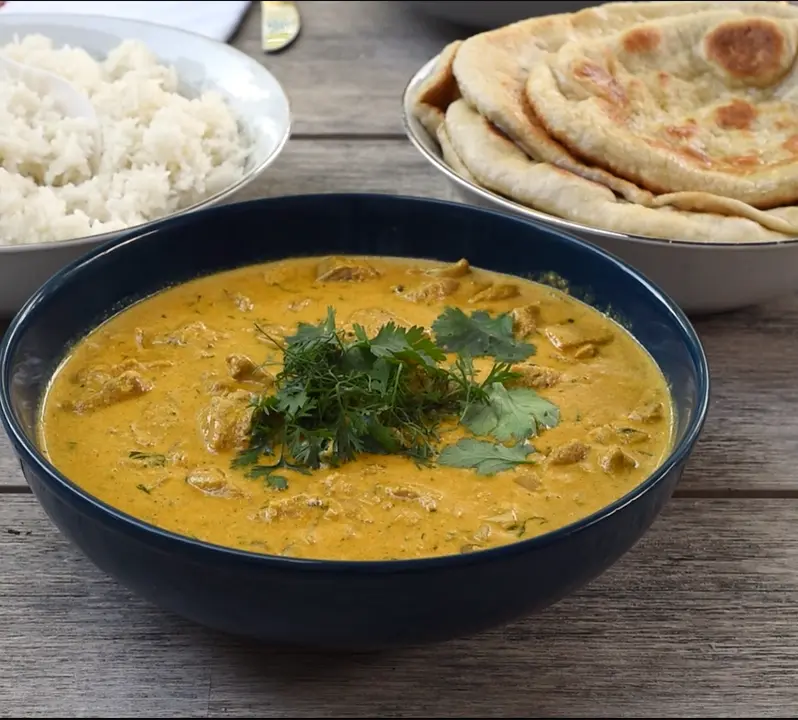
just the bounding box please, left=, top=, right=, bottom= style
left=36, top=253, right=674, bottom=562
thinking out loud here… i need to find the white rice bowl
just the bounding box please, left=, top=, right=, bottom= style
left=0, top=33, right=250, bottom=246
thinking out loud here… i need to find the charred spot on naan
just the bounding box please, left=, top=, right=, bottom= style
left=704, top=17, right=795, bottom=87
left=621, top=26, right=662, bottom=55
left=714, top=99, right=758, bottom=131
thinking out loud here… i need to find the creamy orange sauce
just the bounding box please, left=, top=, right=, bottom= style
left=36, top=255, right=674, bottom=561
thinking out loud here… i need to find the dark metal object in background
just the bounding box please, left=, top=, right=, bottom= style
left=402, top=1, right=609, bottom=29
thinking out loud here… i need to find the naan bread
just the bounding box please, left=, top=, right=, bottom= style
left=435, top=122, right=476, bottom=183
left=526, top=9, right=798, bottom=209
left=450, top=1, right=798, bottom=204
left=443, top=98, right=798, bottom=243
left=412, top=40, right=462, bottom=138
left=408, top=0, right=798, bottom=239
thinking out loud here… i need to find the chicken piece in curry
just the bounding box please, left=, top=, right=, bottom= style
left=37, top=255, right=675, bottom=561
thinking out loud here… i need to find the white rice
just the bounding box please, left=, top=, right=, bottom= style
left=0, top=34, right=249, bottom=246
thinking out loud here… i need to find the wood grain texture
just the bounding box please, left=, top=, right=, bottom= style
left=0, top=318, right=24, bottom=491
left=685, top=295, right=798, bottom=496
left=236, top=137, right=456, bottom=203
left=230, top=1, right=464, bottom=135
left=0, top=139, right=796, bottom=494
left=0, top=493, right=212, bottom=718
left=3, top=493, right=798, bottom=717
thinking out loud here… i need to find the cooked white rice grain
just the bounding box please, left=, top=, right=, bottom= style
left=0, top=34, right=249, bottom=246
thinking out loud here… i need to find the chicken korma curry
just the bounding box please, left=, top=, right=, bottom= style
left=37, top=255, right=674, bottom=561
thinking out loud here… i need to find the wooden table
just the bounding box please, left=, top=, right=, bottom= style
left=3, top=2, right=798, bottom=716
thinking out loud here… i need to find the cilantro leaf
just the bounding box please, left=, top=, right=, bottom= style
left=366, top=418, right=402, bottom=454
left=265, top=475, right=289, bottom=491
left=432, top=307, right=534, bottom=362
left=247, top=465, right=289, bottom=491
left=230, top=444, right=268, bottom=469
left=360, top=322, right=446, bottom=367
left=285, top=306, right=337, bottom=345
left=437, top=438, right=536, bottom=476
left=462, top=382, right=560, bottom=442
left=275, top=385, right=309, bottom=416
left=365, top=357, right=391, bottom=393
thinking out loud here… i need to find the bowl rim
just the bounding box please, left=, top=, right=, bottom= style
left=0, top=11, right=293, bottom=255
left=0, top=192, right=712, bottom=574
left=401, top=52, right=798, bottom=251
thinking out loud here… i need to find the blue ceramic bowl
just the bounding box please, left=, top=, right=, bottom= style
left=0, top=194, right=709, bottom=650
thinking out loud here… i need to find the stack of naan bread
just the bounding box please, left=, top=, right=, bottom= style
left=410, top=0, right=798, bottom=243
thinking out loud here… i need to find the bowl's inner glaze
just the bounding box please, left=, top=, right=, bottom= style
left=1, top=195, right=708, bottom=549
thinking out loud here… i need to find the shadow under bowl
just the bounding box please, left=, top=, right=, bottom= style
left=0, top=193, right=710, bottom=650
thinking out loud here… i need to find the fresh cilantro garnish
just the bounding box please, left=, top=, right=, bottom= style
left=437, top=438, right=537, bottom=476
left=462, top=383, right=560, bottom=442
left=265, top=474, right=289, bottom=491
left=283, top=306, right=337, bottom=344
left=249, top=465, right=288, bottom=490
left=244, top=463, right=291, bottom=491
left=230, top=442, right=271, bottom=469
left=243, top=310, right=480, bottom=472
left=431, top=307, right=535, bottom=362
left=359, top=322, right=446, bottom=367
left=233, top=303, right=559, bottom=483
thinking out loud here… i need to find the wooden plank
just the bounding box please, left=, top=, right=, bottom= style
left=0, top=494, right=212, bottom=718
left=0, top=139, right=795, bottom=494
left=2, top=494, right=798, bottom=717
left=230, top=1, right=465, bottom=135
left=0, top=432, right=22, bottom=488
left=0, top=313, right=27, bottom=489
left=685, top=295, right=798, bottom=496
left=236, top=137, right=456, bottom=203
